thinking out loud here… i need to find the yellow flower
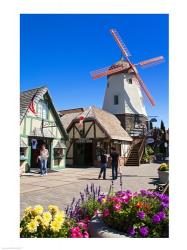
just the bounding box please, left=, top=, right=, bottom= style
left=34, top=205, right=44, bottom=215
left=102, top=198, right=107, bottom=203
left=24, top=206, right=32, bottom=215
left=43, top=212, right=52, bottom=223
left=54, top=211, right=65, bottom=225
left=34, top=215, right=43, bottom=224
left=50, top=219, right=62, bottom=232
left=48, top=205, right=59, bottom=214
left=27, top=219, right=38, bottom=233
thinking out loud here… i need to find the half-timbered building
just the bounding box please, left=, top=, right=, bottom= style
left=60, top=106, right=132, bottom=167
left=20, top=87, right=68, bottom=174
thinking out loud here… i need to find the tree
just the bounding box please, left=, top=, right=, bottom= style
left=160, top=120, right=166, bottom=142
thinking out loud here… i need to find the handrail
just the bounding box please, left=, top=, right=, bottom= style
left=138, top=136, right=146, bottom=164
left=125, top=140, right=136, bottom=161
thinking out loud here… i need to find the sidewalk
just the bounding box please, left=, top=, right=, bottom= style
left=20, top=163, right=160, bottom=217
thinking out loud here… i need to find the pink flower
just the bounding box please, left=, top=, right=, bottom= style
left=76, top=232, right=83, bottom=238
left=121, top=195, right=130, bottom=203
left=113, top=203, right=121, bottom=211
left=70, top=227, right=84, bottom=238
left=83, top=231, right=90, bottom=238
left=71, top=232, right=78, bottom=238
left=103, top=208, right=110, bottom=217
left=77, top=222, right=88, bottom=231
left=112, top=197, right=122, bottom=203
left=71, top=226, right=80, bottom=234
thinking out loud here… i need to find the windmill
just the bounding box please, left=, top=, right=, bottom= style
left=90, top=29, right=164, bottom=132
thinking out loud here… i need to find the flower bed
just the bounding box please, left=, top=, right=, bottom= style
left=98, top=190, right=169, bottom=237
left=20, top=205, right=89, bottom=238
left=20, top=184, right=169, bottom=238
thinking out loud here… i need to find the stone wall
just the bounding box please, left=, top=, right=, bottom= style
left=115, top=113, right=148, bottom=132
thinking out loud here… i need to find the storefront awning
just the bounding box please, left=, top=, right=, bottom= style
left=54, top=141, right=66, bottom=148
left=20, top=139, right=28, bottom=148
left=30, top=128, right=55, bottom=138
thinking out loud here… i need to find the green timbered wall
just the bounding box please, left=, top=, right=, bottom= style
left=20, top=93, right=67, bottom=171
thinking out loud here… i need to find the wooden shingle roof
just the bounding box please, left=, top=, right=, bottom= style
left=20, top=86, right=48, bottom=123
left=61, top=106, right=132, bottom=141
left=20, top=86, right=68, bottom=140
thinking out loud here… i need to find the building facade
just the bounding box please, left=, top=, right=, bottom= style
left=20, top=87, right=68, bottom=174
left=60, top=106, right=132, bottom=167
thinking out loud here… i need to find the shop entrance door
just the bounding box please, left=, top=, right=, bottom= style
left=74, top=142, right=93, bottom=167
left=29, top=138, right=52, bottom=169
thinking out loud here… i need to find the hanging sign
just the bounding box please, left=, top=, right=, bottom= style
left=146, top=138, right=154, bottom=144
left=76, top=138, right=92, bottom=143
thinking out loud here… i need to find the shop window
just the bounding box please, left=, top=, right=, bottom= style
left=114, top=95, right=119, bottom=105
left=20, top=147, right=27, bottom=160
left=54, top=148, right=65, bottom=159
left=38, top=100, right=48, bottom=120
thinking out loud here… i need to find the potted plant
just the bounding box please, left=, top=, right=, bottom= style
left=88, top=190, right=169, bottom=238
left=158, top=163, right=169, bottom=184
left=142, top=145, right=154, bottom=164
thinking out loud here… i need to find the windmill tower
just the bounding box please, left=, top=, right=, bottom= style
left=91, top=29, right=164, bottom=134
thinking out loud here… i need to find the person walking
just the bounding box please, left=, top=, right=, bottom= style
left=98, top=150, right=107, bottom=180
left=110, top=147, right=119, bottom=180
left=38, top=144, right=49, bottom=176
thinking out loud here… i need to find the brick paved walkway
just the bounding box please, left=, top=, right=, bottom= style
left=20, top=163, right=160, bottom=217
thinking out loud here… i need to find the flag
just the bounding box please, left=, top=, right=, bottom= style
left=79, top=115, right=85, bottom=126
left=29, top=99, right=37, bottom=115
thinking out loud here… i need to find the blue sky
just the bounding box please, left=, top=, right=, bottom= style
left=20, top=14, right=169, bottom=128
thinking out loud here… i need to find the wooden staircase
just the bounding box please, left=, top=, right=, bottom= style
left=125, top=137, right=146, bottom=166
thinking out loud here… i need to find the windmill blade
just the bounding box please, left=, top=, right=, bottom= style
left=90, top=64, right=126, bottom=79
left=137, top=56, right=164, bottom=69
left=132, top=66, right=155, bottom=106
left=110, top=29, right=131, bottom=58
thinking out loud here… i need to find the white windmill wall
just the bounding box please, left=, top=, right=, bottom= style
left=102, top=73, right=147, bottom=117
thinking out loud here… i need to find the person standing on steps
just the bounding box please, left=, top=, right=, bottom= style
left=110, top=147, right=119, bottom=180
left=98, top=149, right=107, bottom=180
left=38, top=144, right=49, bottom=176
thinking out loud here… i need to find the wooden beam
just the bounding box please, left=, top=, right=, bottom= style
left=74, top=124, right=82, bottom=137
left=84, top=121, right=94, bottom=138
left=66, top=140, right=74, bottom=156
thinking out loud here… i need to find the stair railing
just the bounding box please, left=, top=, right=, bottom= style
left=138, top=136, right=146, bottom=165
left=125, top=140, right=136, bottom=163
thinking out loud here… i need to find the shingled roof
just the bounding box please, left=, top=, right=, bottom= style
left=20, top=86, right=68, bottom=140
left=61, top=106, right=132, bottom=141
left=20, top=86, right=48, bottom=123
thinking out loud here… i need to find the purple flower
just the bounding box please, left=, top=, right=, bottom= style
left=152, top=214, right=161, bottom=224
left=98, top=195, right=105, bottom=203
left=157, top=211, right=166, bottom=220
left=161, top=202, right=169, bottom=209
left=140, top=189, right=148, bottom=196
left=139, top=226, right=149, bottom=237
left=137, top=211, right=145, bottom=220
left=128, top=227, right=136, bottom=237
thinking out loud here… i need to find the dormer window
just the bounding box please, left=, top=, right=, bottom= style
left=38, top=100, right=48, bottom=120
left=114, top=95, right=119, bottom=105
